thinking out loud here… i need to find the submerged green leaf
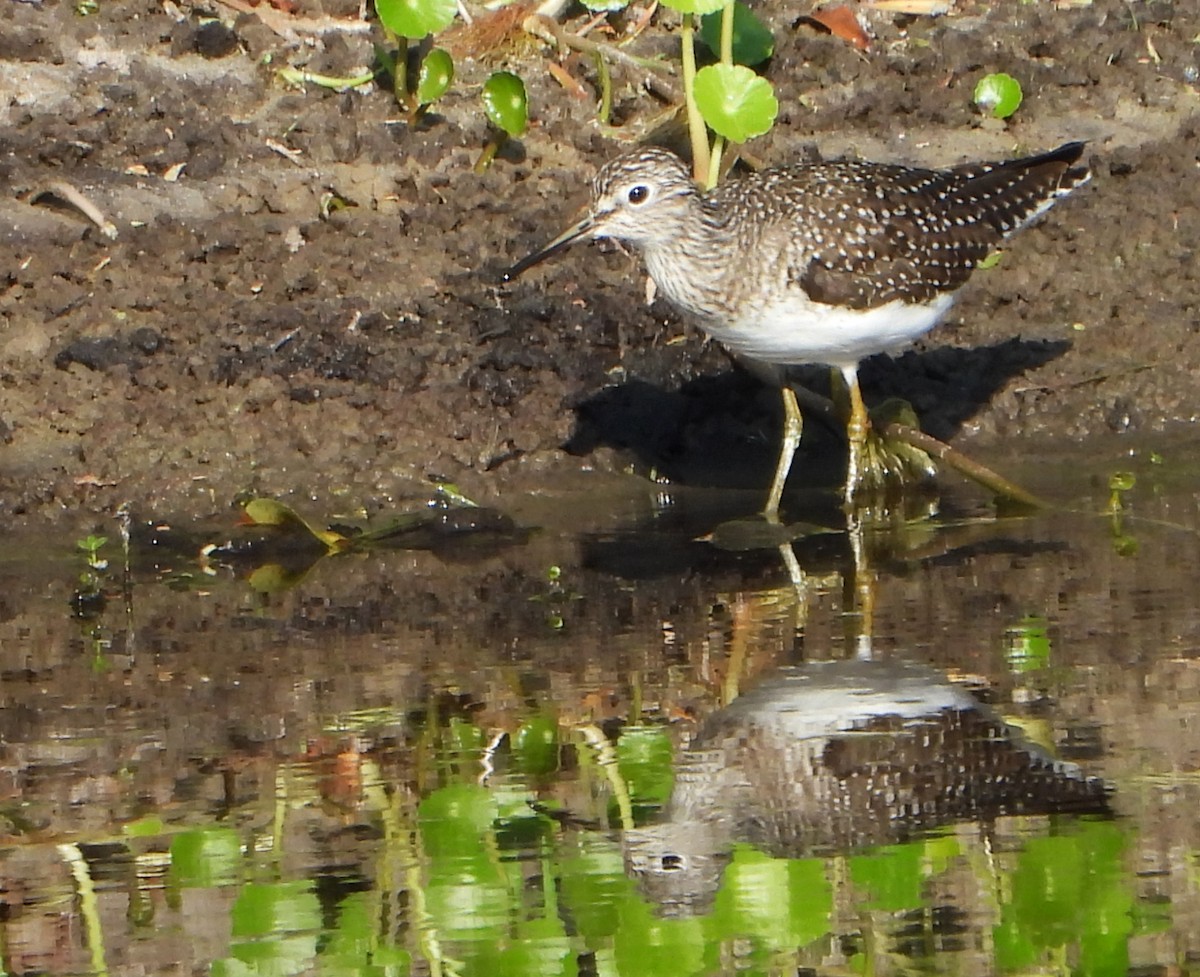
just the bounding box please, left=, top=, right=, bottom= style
left=616, top=725, right=674, bottom=811
left=171, top=828, right=244, bottom=888
left=514, top=714, right=560, bottom=775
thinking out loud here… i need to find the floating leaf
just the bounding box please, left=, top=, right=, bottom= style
left=699, top=2, right=775, bottom=66
left=974, top=72, right=1023, bottom=119
left=482, top=71, right=528, bottom=137
left=376, top=0, right=457, bottom=39
left=693, top=63, right=778, bottom=143
left=241, top=498, right=348, bottom=550
left=417, top=48, right=454, bottom=105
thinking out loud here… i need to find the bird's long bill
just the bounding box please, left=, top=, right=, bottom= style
left=502, top=214, right=595, bottom=282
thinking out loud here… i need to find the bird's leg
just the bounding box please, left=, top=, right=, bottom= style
left=762, top=385, right=802, bottom=521
left=842, top=364, right=869, bottom=509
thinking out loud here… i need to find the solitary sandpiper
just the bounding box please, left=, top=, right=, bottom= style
left=504, top=143, right=1090, bottom=517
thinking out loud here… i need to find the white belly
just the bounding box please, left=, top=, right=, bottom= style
left=701, top=292, right=956, bottom=370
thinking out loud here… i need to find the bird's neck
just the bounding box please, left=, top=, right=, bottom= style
left=640, top=201, right=731, bottom=324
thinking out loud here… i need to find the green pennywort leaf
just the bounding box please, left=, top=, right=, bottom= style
left=579, top=0, right=629, bottom=12
left=700, top=2, right=774, bottom=66
left=693, top=63, right=778, bottom=143
left=658, top=0, right=725, bottom=16
left=973, top=72, right=1023, bottom=119
left=376, top=0, right=456, bottom=39
left=417, top=48, right=454, bottom=105
left=482, top=71, right=528, bottom=137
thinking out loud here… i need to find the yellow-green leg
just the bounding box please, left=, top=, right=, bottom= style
left=763, top=385, right=802, bottom=521
left=842, top=364, right=869, bottom=509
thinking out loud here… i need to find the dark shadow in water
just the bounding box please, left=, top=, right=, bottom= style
left=565, top=338, right=1071, bottom=493
left=578, top=486, right=1068, bottom=585
left=624, top=659, right=1112, bottom=917
left=578, top=490, right=852, bottom=581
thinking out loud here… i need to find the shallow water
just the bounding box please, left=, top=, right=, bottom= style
left=2, top=439, right=1200, bottom=976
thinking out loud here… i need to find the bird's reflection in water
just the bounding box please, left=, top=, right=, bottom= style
left=624, top=658, right=1111, bottom=916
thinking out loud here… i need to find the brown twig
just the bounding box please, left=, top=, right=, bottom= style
left=882, top=423, right=1047, bottom=508
left=33, top=182, right=118, bottom=239
left=524, top=14, right=679, bottom=103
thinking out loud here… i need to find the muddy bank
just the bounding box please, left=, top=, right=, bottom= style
left=2, top=0, right=1198, bottom=524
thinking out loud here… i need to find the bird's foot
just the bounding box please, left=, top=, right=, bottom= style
left=846, top=399, right=937, bottom=501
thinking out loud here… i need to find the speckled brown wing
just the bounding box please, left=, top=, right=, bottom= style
left=783, top=143, right=1089, bottom=311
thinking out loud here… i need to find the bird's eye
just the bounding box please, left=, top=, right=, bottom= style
left=627, top=184, right=650, bottom=205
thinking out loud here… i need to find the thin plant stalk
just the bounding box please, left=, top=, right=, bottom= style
left=593, top=49, right=613, bottom=126
left=474, top=134, right=506, bottom=173
left=719, top=0, right=734, bottom=62
left=382, top=28, right=411, bottom=110
left=708, top=136, right=725, bottom=189
left=703, top=0, right=736, bottom=189
left=679, top=13, right=710, bottom=186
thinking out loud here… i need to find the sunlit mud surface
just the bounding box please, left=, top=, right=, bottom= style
left=3, top=0, right=1200, bottom=521
left=2, top=439, right=1199, bottom=975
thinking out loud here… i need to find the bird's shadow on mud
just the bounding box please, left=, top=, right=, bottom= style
left=564, top=337, right=1071, bottom=492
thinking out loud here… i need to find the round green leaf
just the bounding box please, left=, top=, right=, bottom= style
left=376, top=0, right=456, bottom=39
left=419, top=783, right=498, bottom=859
left=417, top=48, right=454, bottom=105
left=973, top=72, right=1023, bottom=120
left=170, top=828, right=243, bottom=888
left=124, top=816, right=165, bottom=838
left=659, top=0, right=725, bottom=14
left=580, top=0, right=629, bottom=12
left=482, top=71, right=528, bottom=138
left=700, top=2, right=774, bottom=67
left=514, top=714, right=560, bottom=776
left=616, top=725, right=674, bottom=809
left=693, top=63, right=778, bottom=143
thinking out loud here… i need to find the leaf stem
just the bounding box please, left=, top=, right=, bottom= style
left=474, top=133, right=506, bottom=174
left=720, top=0, right=734, bottom=64
left=680, top=14, right=709, bottom=185
left=593, top=49, right=613, bottom=126
left=399, top=36, right=412, bottom=107
left=707, top=136, right=725, bottom=189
